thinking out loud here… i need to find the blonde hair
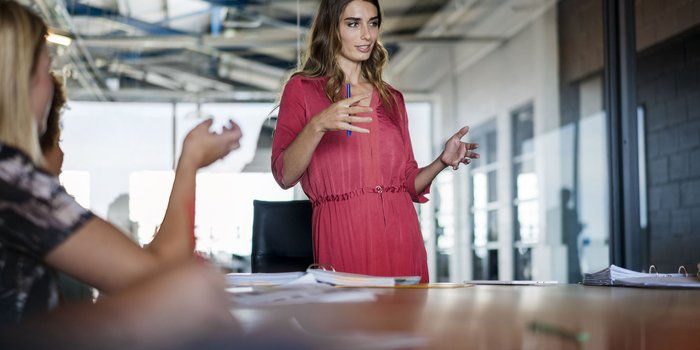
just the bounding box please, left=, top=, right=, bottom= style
left=0, top=1, right=48, bottom=165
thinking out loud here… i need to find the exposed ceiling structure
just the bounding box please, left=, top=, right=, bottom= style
left=22, top=0, right=556, bottom=103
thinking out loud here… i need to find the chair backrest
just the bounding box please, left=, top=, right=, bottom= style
left=251, top=200, right=313, bottom=273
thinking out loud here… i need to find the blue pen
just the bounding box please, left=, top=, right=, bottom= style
left=346, top=83, right=351, bottom=136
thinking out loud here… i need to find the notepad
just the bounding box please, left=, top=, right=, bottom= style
left=224, top=269, right=422, bottom=306
left=583, top=265, right=700, bottom=289
left=307, top=269, right=421, bottom=287
left=229, top=284, right=378, bottom=306
left=226, top=271, right=305, bottom=286
left=226, top=269, right=421, bottom=288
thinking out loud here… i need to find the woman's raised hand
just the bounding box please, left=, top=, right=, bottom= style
left=181, top=119, right=242, bottom=169
left=440, top=126, right=480, bottom=171
left=310, top=93, right=373, bottom=134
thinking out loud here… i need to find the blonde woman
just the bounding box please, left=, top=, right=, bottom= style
left=0, top=0, right=241, bottom=323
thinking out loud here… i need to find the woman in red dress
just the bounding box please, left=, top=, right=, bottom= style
left=272, top=0, right=479, bottom=282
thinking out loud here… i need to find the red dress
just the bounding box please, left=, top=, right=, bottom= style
left=272, top=75, right=430, bottom=282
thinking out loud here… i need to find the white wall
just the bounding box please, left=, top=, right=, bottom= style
left=61, top=102, right=174, bottom=217
left=61, top=101, right=275, bottom=216
left=417, top=7, right=566, bottom=281
left=60, top=101, right=293, bottom=262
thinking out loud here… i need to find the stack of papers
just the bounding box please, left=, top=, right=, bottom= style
left=225, top=269, right=421, bottom=306
left=226, top=272, right=304, bottom=286
left=582, top=265, right=649, bottom=286
left=226, top=269, right=421, bottom=288
left=307, top=269, right=421, bottom=287
left=583, top=265, right=700, bottom=288
left=230, top=284, right=378, bottom=306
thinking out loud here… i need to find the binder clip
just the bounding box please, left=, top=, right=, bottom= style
left=307, top=263, right=335, bottom=272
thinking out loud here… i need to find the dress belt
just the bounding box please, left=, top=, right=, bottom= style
left=311, top=185, right=406, bottom=207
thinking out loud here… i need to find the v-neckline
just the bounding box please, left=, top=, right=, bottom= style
left=360, top=88, right=376, bottom=108
left=344, top=83, right=375, bottom=108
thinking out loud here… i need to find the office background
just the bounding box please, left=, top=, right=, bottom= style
left=26, top=0, right=700, bottom=282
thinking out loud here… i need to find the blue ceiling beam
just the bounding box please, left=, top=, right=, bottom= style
left=115, top=49, right=184, bottom=61
left=210, top=6, right=223, bottom=37
left=66, top=2, right=188, bottom=36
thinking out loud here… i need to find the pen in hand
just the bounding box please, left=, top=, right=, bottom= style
left=346, top=83, right=351, bottom=137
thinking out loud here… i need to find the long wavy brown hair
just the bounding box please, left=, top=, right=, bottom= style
left=292, top=0, right=395, bottom=109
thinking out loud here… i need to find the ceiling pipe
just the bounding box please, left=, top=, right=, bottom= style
left=80, top=33, right=502, bottom=50
left=35, top=0, right=108, bottom=101
left=68, top=88, right=278, bottom=102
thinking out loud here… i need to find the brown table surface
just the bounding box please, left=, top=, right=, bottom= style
left=231, top=284, right=700, bottom=349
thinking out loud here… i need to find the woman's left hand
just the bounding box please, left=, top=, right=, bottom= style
left=439, top=126, right=480, bottom=170
left=181, top=119, right=242, bottom=169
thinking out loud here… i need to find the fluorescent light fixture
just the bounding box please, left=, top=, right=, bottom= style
left=47, top=32, right=72, bottom=46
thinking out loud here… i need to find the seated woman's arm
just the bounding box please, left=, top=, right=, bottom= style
left=1, top=261, right=235, bottom=350
left=44, top=119, right=241, bottom=293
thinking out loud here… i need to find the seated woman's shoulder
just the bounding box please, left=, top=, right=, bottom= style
left=0, top=143, right=37, bottom=174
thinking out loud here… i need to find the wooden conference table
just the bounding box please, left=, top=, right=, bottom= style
left=231, top=285, right=700, bottom=349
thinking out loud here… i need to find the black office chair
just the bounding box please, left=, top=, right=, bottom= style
left=251, top=200, right=314, bottom=273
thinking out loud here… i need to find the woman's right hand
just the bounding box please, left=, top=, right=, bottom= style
left=181, top=119, right=242, bottom=169
left=310, top=94, right=374, bottom=134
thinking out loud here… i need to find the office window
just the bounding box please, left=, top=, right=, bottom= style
left=435, top=2, right=611, bottom=283
left=512, top=104, right=538, bottom=280
left=59, top=171, right=91, bottom=209
left=470, top=121, right=499, bottom=280
left=435, top=172, right=455, bottom=282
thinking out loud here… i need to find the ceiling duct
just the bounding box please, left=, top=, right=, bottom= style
left=223, top=8, right=263, bottom=29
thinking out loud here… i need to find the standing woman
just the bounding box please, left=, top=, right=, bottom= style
left=0, top=0, right=241, bottom=322
left=272, top=0, right=479, bottom=282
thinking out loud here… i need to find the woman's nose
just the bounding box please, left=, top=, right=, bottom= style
left=361, top=25, right=370, bottom=40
